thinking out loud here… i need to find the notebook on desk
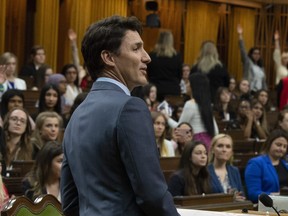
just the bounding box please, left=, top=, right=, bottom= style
left=258, top=195, right=288, bottom=213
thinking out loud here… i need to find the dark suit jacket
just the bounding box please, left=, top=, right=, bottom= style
left=208, top=164, right=243, bottom=194
left=61, top=80, right=178, bottom=216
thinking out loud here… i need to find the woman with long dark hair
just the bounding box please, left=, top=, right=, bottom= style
left=23, top=141, right=63, bottom=201
left=166, top=73, right=218, bottom=150
left=61, top=64, right=82, bottom=106
left=38, top=84, right=62, bottom=116
left=168, top=141, right=211, bottom=196
left=237, top=24, right=267, bottom=94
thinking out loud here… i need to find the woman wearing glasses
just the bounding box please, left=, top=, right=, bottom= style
left=0, top=107, right=33, bottom=171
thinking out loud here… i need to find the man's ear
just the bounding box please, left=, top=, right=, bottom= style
left=101, top=50, right=115, bottom=67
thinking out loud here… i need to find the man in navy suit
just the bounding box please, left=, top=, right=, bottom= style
left=60, top=16, right=179, bottom=216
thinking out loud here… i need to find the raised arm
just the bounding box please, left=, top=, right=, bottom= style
left=68, top=29, right=86, bottom=84
left=68, top=29, right=80, bottom=70
left=237, top=24, right=250, bottom=79
left=274, top=30, right=280, bottom=50
left=273, top=30, right=282, bottom=67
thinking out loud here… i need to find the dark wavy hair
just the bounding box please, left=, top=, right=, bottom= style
left=248, top=47, right=263, bottom=67
left=61, top=64, right=79, bottom=86
left=38, top=84, right=61, bottom=114
left=179, top=141, right=211, bottom=195
left=261, top=129, right=288, bottom=155
left=1, top=89, right=25, bottom=119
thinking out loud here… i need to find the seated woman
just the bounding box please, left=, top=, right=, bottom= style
left=0, top=89, right=35, bottom=129
left=232, top=98, right=268, bottom=140
left=151, top=111, right=175, bottom=157
left=142, top=83, right=159, bottom=112
left=0, top=107, right=33, bottom=171
left=22, top=141, right=63, bottom=201
left=30, top=112, right=63, bottom=159
left=37, top=84, right=62, bottom=116
left=242, top=99, right=268, bottom=140
left=61, top=64, right=82, bottom=107
left=277, top=109, right=288, bottom=133
left=245, top=129, right=288, bottom=203
left=0, top=52, right=27, bottom=90
left=208, top=134, right=245, bottom=200
left=233, top=79, right=251, bottom=99
left=254, top=89, right=272, bottom=112
left=213, top=87, right=237, bottom=122
left=171, top=122, right=193, bottom=156
left=168, top=141, right=211, bottom=196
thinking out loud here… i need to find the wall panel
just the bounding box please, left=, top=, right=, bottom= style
left=0, top=0, right=6, bottom=55
left=34, top=0, right=59, bottom=71
left=184, top=1, right=220, bottom=65
left=4, top=0, right=27, bottom=69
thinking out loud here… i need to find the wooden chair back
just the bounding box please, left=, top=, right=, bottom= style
left=12, top=160, right=35, bottom=177
left=159, top=157, right=180, bottom=170
left=3, top=177, right=24, bottom=197
left=21, top=90, right=40, bottom=117
left=2, top=194, right=63, bottom=216
left=174, top=193, right=253, bottom=211
left=159, top=157, right=180, bottom=183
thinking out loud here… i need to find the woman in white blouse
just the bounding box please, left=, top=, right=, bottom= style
left=165, top=73, right=218, bottom=151
left=61, top=64, right=82, bottom=106
left=0, top=52, right=27, bottom=90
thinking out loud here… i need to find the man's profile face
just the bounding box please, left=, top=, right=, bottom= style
left=112, top=30, right=151, bottom=91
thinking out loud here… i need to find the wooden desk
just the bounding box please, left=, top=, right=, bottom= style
left=228, top=210, right=288, bottom=216
left=174, top=193, right=253, bottom=212
left=160, top=157, right=180, bottom=183
left=159, top=157, right=180, bottom=171
left=178, top=208, right=288, bottom=216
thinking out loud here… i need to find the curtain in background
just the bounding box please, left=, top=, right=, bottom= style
left=34, top=0, right=59, bottom=71
left=57, top=0, right=127, bottom=71
left=184, top=1, right=220, bottom=65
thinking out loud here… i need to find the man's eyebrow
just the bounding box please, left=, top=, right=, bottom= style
left=134, top=42, right=143, bottom=47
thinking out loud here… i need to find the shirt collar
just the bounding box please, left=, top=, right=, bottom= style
left=96, top=77, right=130, bottom=96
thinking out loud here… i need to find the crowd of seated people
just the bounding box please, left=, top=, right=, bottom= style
left=1, top=25, right=288, bottom=211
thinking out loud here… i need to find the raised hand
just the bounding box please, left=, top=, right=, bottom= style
left=237, top=24, right=243, bottom=35
left=274, top=30, right=280, bottom=40
left=68, top=29, right=77, bottom=41
left=0, top=65, right=7, bottom=84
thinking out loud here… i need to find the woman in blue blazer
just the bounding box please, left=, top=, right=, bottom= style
left=208, top=134, right=245, bottom=200
left=245, top=129, right=288, bottom=203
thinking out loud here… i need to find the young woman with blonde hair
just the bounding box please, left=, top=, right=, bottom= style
left=208, top=134, right=245, bottom=200
left=151, top=111, right=174, bottom=157
left=147, top=31, right=182, bottom=101
left=191, top=41, right=230, bottom=103
left=30, top=112, right=63, bottom=159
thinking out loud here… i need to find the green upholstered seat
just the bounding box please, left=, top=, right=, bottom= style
left=1, top=194, right=63, bottom=216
